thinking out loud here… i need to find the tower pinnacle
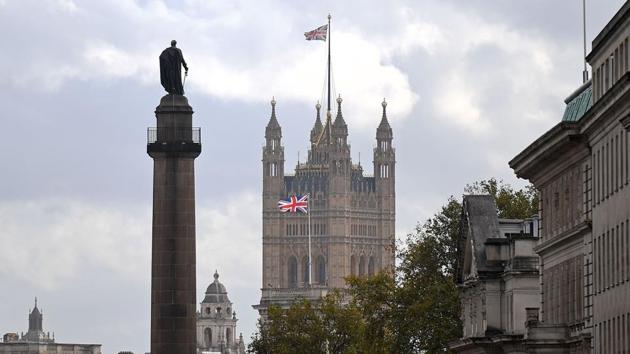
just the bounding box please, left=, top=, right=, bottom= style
left=310, top=101, right=323, bottom=144
left=377, top=98, right=393, bottom=140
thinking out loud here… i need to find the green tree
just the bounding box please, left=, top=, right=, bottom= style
left=248, top=293, right=367, bottom=354
left=392, top=178, right=538, bottom=352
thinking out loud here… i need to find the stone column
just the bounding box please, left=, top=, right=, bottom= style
left=147, top=94, right=201, bottom=354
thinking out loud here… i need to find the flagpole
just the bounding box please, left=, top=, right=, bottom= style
left=327, top=13, right=331, bottom=114
left=308, top=193, right=312, bottom=286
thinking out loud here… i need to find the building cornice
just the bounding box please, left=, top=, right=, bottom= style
left=533, top=221, right=591, bottom=256
left=509, top=123, right=587, bottom=181
left=586, top=1, right=630, bottom=62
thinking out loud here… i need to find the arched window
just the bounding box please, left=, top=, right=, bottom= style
left=317, top=255, right=326, bottom=284
left=226, top=327, right=232, bottom=346
left=359, top=256, right=366, bottom=276
left=288, top=256, right=298, bottom=288
left=204, top=327, right=212, bottom=348
left=351, top=255, right=357, bottom=276
left=302, top=257, right=310, bottom=285
left=368, top=257, right=375, bottom=277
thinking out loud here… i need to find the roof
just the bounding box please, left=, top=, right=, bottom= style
left=202, top=271, right=230, bottom=304
left=562, top=81, right=592, bottom=122
left=461, top=195, right=501, bottom=275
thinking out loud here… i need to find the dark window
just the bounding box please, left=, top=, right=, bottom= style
left=317, top=255, right=326, bottom=284
left=288, top=257, right=297, bottom=288
left=204, top=327, right=212, bottom=348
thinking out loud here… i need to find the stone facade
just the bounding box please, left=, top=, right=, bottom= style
left=508, top=2, right=630, bottom=352
left=196, top=271, right=245, bottom=354
left=450, top=196, right=542, bottom=352
left=254, top=97, right=395, bottom=314
left=0, top=299, right=101, bottom=354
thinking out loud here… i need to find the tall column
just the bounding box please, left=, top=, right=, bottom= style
left=147, top=94, right=201, bottom=354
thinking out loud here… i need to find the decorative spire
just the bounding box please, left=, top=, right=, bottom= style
left=376, top=98, right=393, bottom=140
left=336, top=95, right=343, bottom=118
left=310, top=101, right=324, bottom=143
left=265, top=96, right=282, bottom=139
left=334, top=95, right=347, bottom=127
left=382, top=98, right=387, bottom=117
left=271, top=96, right=276, bottom=116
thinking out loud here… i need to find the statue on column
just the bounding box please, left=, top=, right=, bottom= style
left=159, top=40, right=188, bottom=95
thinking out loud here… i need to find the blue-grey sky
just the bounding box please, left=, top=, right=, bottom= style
left=0, top=0, right=625, bottom=353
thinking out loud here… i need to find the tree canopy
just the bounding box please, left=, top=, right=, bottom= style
left=248, top=178, right=538, bottom=353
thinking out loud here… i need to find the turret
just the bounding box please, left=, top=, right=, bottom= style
left=332, top=95, right=348, bottom=146
left=310, top=102, right=323, bottom=144
left=374, top=99, right=395, bottom=182
left=28, top=298, right=43, bottom=332
left=374, top=99, right=395, bottom=272
left=263, top=97, right=284, bottom=183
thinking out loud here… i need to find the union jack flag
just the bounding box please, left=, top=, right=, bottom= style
left=278, top=195, right=309, bottom=213
left=304, top=24, right=328, bottom=41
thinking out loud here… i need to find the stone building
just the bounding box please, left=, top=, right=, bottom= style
left=450, top=195, right=542, bottom=352
left=0, top=299, right=101, bottom=354
left=254, top=97, right=395, bottom=314
left=508, top=2, right=630, bottom=352
left=197, top=271, right=245, bottom=354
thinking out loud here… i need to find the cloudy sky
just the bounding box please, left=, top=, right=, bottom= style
left=0, top=0, right=625, bottom=353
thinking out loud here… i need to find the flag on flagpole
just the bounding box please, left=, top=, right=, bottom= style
left=304, top=24, right=328, bottom=41
left=278, top=195, right=309, bottom=213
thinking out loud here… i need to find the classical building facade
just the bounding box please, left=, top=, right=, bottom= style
left=0, top=299, right=101, bottom=354
left=508, top=2, right=630, bottom=352
left=255, top=97, right=395, bottom=314
left=451, top=195, right=543, bottom=352
left=196, top=271, right=245, bottom=354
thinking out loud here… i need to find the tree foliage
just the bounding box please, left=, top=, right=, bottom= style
left=248, top=293, right=368, bottom=354
left=248, top=178, right=539, bottom=353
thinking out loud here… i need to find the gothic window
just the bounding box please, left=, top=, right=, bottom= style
left=204, top=327, right=212, bottom=348
left=205, top=307, right=211, bottom=314
left=302, top=257, right=310, bottom=285
left=226, top=327, right=232, bottom=346
left=317, top=255, right=326, bottom=284
left=351, top=255, right=357, bottom=276
left=288, top=256, right=298, bottom=288
left=368, top=257, right=375, bottom=276
left=359, top=256, right=366, bottom=276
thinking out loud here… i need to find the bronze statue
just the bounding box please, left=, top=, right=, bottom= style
left=159, top=40, right=188, bottom=95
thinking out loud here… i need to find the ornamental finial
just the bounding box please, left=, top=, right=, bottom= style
left=271, top=96, right=276, bottom=107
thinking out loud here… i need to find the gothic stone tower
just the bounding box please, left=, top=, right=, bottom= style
left=147, top=94, right=201, bottom=354
left=255, top=97, right=395, bottom=313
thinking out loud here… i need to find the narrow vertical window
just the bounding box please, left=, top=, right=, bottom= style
left=317, top=255, right=326, bottom=284
left=288, top=256, right=297, bottom=288
left=368, top=257, right=375, bottom=276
